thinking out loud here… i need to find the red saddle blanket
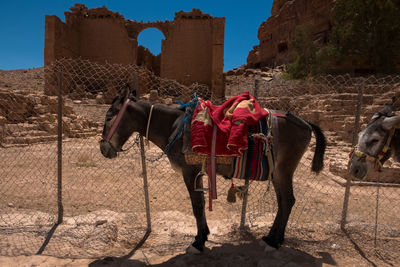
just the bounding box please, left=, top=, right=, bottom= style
left=191, top=92, right=268, bottom=156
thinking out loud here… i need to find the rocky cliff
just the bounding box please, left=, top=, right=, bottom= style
left=247, top=0, right=335, bottom=68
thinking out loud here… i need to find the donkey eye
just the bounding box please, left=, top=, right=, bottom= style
left=368, top=139, right=379, bottom=146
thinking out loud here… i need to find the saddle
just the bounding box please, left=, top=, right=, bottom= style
left=170, top=92, right=278, bottom=211
left=181, top=92, right=275, bottom=181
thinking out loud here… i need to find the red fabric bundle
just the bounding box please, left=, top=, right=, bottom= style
left=191, top=91, right=268, bottom=156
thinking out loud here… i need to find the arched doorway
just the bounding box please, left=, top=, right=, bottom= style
left=137, top=28, right=165, bottom=76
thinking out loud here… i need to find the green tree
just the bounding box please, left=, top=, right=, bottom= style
left=285, top=23, right=319, bottom=79
left=331, top=0, right=400, bottom=73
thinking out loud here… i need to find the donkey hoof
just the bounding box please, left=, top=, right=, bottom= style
left=264, top=244, right=277, bottom=252
left=186, top=244, right=203, bottom=254
left=259, top=239, right=277, bottom=252
left=260, top=236, right=280, bottom=251
left=259, top=239, right=268, bottom=247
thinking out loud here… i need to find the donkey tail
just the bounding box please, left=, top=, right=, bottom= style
left=307, top=121, right=326, bottom=173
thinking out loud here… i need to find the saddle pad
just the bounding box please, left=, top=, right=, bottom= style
left=185, top=118, right=273, bottom=180
left=184, top=153, right=233, bottom=165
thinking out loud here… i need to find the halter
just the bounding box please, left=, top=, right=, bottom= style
left=98, top=98, right=132, bottom=153
left=349, top=128, right=395, bottom=172
left=105, top=99, right=131, bottom=142
left=100, top=99, right=155, bottom=153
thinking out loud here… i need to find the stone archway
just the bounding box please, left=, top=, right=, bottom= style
left=126, top=21, right=170, bottom=41
left=136, top=28, right=166, bottom=76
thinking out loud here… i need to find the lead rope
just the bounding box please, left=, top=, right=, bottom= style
left=207, top=124, right=218, bottom=211
left=145, top=105, right=154, bottom=148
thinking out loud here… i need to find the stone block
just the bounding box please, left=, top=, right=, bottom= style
left=41, top=96, right=58, bottom=106
left=34, top=104, right=47, bottom=115
left=6, top=112, right=26, bottom=123
left=149, top=90, right=159, bottom=102
left=96, top=94, right=105, bottom=104
left=104, top=83, right=118, bottom=104
left=39, top=122, right=57, bottom=134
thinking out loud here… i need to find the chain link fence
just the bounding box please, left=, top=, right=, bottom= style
left=227, top=72, right=400, bottom=255
left=1, top=59, right=399, bottom=260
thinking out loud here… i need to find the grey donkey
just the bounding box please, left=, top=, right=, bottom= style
left=349, top=105, right=400, bottom=179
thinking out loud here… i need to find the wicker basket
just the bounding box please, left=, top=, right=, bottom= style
left=184, top=153, right=234, bottom=165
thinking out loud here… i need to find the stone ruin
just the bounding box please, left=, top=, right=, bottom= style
left=0, top=88, right=98, bottom=145
left=44, top=4, right=225, bottom=100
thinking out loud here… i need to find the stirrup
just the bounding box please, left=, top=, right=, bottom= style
left=194, top=171, right=210, bottom=192
left=194, top=158, right=209, bottom=192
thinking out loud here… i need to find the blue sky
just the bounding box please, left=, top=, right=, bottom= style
left=0, top=1, right=273, bottom=71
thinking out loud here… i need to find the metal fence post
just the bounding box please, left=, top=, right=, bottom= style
left=240, top=179, right=250, bottom=229
left=340, top=79, right=364, bottom=230
left=374, top=182, right=381, bottom=248
left=139, top=136, right=152, bottom=232
left=239, top=78, right=260, bottom=229
left=57, top=67, right=64, bottom=224
left=134, top=74, right=152, bottom=232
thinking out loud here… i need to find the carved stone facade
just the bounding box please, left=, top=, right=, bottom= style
left=45, top=4, right=225, bottom=100
left=247, top=0, right=334, bottom=68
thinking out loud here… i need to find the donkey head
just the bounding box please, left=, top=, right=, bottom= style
left=349, top=105, right=400, bottom=179
left=100, top=86, right=139, bottom=159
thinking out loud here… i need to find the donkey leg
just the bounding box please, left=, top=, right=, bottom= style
left=262, top=166, right=295, bottom=249
left=182, top=167, right=210, bottom=253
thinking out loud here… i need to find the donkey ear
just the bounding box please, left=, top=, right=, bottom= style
left=382, top=115, right=400, bottom=130
left=373, top=104, right=395, bottom=120
left=381, top=104, right=394, bottom=116
left=129, top=89, right=137, bottom=100
left=118, top=85, right=131, bottom=102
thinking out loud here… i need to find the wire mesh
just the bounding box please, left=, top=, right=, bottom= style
left=227, top=71, right=400, bottom=251
left=0, top=60, right=399, bottom=259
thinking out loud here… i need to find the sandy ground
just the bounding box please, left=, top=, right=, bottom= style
left=1, top=68, right=399, bottom=266
left=0, top=247, right=366, bottom=267
left=1, top=136, right=400, bottom=266
left=0, top=226, right=398, bottom=267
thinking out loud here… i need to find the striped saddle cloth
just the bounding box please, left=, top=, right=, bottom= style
left=230, top=117, right=273, bottom=181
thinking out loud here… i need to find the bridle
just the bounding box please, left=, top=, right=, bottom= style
left=100, top=98, right=133, bottom=153
left=105, top=99, right=131, bottom=142
left=349, top=128, right=395, bottom=172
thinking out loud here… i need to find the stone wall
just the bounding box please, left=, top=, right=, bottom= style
left=247, top=0, right=334, bottom=68
left=45, top=4, right=225, bottom=100
left=137, top=46, right=161, bottom=76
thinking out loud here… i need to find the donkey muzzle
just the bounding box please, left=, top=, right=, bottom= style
left=99, top=139, right=119, bottom=159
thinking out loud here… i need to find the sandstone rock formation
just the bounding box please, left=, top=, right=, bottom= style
left=247, top=0, right=334, bottom=68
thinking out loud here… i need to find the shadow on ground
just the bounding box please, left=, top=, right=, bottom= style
left=89, top=240, right=332, bottom=267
